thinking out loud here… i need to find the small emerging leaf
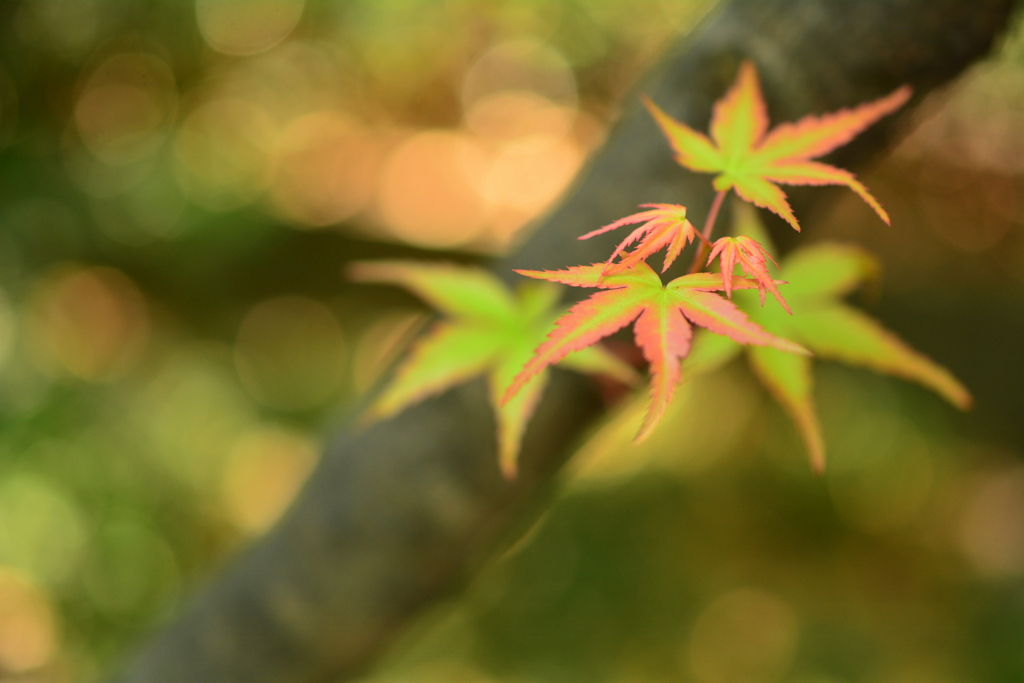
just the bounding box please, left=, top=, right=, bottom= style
left=707, top=235, right=790, bottom=312
left=578, top=204, right=700, bottom=274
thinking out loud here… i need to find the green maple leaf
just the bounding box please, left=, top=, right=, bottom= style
left=349, top=261, right=639, bottom=478
left=684, top=202, right=972, bottom=472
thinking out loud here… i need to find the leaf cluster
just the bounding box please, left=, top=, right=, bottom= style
left=353, top=60, right=969, bottom=476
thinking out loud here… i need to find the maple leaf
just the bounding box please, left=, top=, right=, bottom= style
left=684, top=204, right=971, bottom=473
left=348, top=261, right=638, bottom=478
left=577, top=203, right=700, bottom=275
left=707, top=235, right=790, bottom=313
left=502, top=261, right=808, bottom=443
left=643, top=61, right=911, bottom=231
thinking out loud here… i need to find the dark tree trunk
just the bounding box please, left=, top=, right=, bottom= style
left=111, top=1, right=1017, bottom=681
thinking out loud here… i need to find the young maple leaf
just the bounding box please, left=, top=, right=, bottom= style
left=684, top=205, right=971, bottom=473
left=502, top=260, right=808, bottom=443
left=643, top=61, right=911, bottom=231
left=348, top=261, right=638, bottom=478
left=707, top=235, right=790, bottom=313
left=577, top=203, right=700, bottom=275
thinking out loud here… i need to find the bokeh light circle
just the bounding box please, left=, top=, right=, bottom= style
left=174, top=97, right=276, bottom=211
left=28, top=265, right=150, bottom=381
left=464, top=90, right=575, bottom=143
left=476, top=135, right=581, bottom=213
left=269, top=111, right=380, bottom=228
left=377, top=131, right=488, bottom=249
left=0, top=567, right=57, bottom=673
left=222, top=427, right=319, bottom=534
left=686, top=588, right=799, bottom=683
left=81, top=516, right=180, bottom=617
left=0, top=475, right=87, bottom=586
left=462, top=39, right=576, bottom=112
left=233, top=296, right=347, bottom=411
left=196, top=0, right=306, bottom=56
left=74, top=53, right=177, bottom=166
left=959, top=467, right=1024, bottom=577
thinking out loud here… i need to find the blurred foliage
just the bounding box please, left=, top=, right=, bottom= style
left=0, top=0, right=1022, bottom=682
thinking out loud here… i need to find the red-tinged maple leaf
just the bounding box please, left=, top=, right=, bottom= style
left=707, top=235, right=790, bottom=313
left=502, top=261, right=808, bottom=442
left=643, top=61, right=911, bottom=231
left=348, top=261, right=638, bottom=478
left=577, top=203, right=700, bottom=274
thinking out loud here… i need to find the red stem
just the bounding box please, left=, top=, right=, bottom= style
left=688, top=189, right=728, bottom=273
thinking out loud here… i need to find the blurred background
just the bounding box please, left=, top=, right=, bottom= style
left=0, top=0, right=1023, bottom=681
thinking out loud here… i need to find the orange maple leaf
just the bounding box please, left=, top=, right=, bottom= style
left=577, top=203, right=701, bottom=275
left=502, top=261, right=806, bottom=442
left=643, top=61, right=911, bottom=231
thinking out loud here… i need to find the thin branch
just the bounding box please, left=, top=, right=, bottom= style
left=689, top=189, right=728, bottom=273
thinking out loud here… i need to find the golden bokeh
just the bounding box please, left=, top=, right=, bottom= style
left=376, top=131, right=489, bottom=249
left=27, top=265, right=149, bottom=382
left=209, top=41, right=349, bottom=128
left=461, top=40, right=577, bottom=112
left=457, top=42, right=585, bottom=248
left=475, top=134, right=581, bottom=214
left=374, top=82, right=588, bottom=250
left=269, top=111, right=380, bottom=228
left=958, top=466, right=1024, bottom=577
left=464, top=90, right=575, bottom=142
left=222, top=427, right=320, bottom=534
left=0, top=567, right=57, bottom=673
